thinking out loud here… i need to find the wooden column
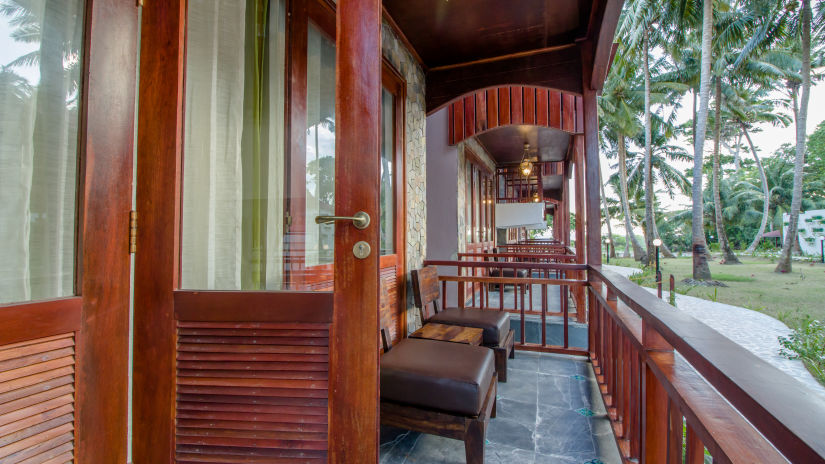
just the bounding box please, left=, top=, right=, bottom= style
left=133, top=1, right=185, bottom=462
left=573, top=136, right=587, bottom=319
left=329, top=0, right=382, bottom=462
left=583, top=88, right=602, bottom=265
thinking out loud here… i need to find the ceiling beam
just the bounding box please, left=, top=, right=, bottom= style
left=426, top=46, right=583, bottom=114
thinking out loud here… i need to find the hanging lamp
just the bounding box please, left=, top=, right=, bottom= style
left=519, top=142, right=533, bottom=177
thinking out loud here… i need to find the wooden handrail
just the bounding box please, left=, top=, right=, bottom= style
left=424, top=259, right=588, bottom=271
left=457, top=252, right=577, bottom=261
left=589, top=265, right=825, bottom=462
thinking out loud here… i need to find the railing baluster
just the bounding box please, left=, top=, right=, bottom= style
left=668, top=400, right=684, bottom=464
left=441, top=280, right=447, bottom=312
left=642, top=320, right=673, bottom=464
left=684, top=424, right=704, bottom=464
left=563, top=283, right=569, bottom=349
left=541, top=282, right=547, bottom=347
left=520, top=284, right=526, bottom=345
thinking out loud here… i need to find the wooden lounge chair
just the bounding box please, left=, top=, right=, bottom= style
left=412, top=266, right=515, bottom=381
left=380, top=328, right=497, bottom=464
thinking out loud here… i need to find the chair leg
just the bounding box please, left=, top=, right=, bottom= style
left=491, top=394, right=497, bottom=419
left=464, top=419, right=486, bottom=464
left=493, top=347, right=507, bottom=382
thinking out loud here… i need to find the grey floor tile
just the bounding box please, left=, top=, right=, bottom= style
left=508, top=351, right=540, bottom=372
left=485, top=443, right=535, bottom=464
left=494, top=397, right=537, bottom=425
left=487, top=417, right=536, bottom=451
left=538, top=354, right=588, bottom=376
left=404, top=433, right=466, bottom=464
left=535, top=405, right=597, bottom=458
left=497, top=369, right=538, bottom=403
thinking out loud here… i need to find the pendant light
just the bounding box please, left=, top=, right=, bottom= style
left=519, top=142, right=533, bottom=177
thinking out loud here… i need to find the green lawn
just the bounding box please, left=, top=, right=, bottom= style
left=607, top=256, right=825, bottom=325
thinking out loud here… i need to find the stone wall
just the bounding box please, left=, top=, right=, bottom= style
left=382, top=22, right=427, bottom=332
left=456, top=138, right=495, bottom=253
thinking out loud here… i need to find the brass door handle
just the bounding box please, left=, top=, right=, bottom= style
left=315, top=211, right=370, bottom=229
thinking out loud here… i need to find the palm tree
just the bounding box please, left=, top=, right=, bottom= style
left=690, top=0, right=714, bottom=279
left=711, top=78, right=741, bottom=263
left=776, top=0, right=814, bottom=273
left=599, top=67, right=647, bottom=262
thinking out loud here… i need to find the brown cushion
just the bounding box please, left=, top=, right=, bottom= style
left=431, top=308, right=509, bottom=346
left=380, top=338, right=495, bottom=416
left=489, top=268, right=529, bottom=279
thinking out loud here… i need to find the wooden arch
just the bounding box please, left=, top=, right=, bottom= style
left=447, top=86, right=584, bottom=146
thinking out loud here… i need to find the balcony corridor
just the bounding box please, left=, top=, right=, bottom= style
left=379, top=352, right=621, bottom=464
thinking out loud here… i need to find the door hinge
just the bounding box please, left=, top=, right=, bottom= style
left=129, top=210, right=138, bottom=254
left=285, top=211, right=292, bottom=229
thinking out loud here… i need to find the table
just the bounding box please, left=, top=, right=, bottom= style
left=410, top=323, right=483, bottom=346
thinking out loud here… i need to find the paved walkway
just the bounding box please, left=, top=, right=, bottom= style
left=603, top=264, right=825, bottom=399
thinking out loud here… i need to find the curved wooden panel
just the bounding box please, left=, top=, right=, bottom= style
left=175, top=322, right=330, bottom=463
left=447, top=86, right=583, bottom=145
left=0, top=333, right=75, bottom=464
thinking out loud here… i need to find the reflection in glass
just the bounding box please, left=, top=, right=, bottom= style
left=380, top=88, right=395, bottom=255
left=0, top=0, right=85, bottom=304
left=304, top=22, right=336, bottom=267
left=181, top=0, right=287, bottom=290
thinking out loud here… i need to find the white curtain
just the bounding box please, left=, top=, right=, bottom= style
left=0, top=0, right=84, bottom=304
left=181, top=0, right=285, bottom=290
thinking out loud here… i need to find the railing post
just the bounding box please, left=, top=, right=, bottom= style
left=641, top=320, right=673, bottom=464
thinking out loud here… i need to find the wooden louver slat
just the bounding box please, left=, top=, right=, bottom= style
left=0, top=333, right=75, bottom=464
left=175, top=322, right=331, bottom=463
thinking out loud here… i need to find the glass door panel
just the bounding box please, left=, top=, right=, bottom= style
left=0, top=0, right=85, bottom=304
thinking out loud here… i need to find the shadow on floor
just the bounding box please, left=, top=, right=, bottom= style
left=379, top=351, right=622, bottom=464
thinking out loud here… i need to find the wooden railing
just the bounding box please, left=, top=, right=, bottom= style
left=588, top=266, right=825, bottom=463
left=422, top=259, right=588, bottom=355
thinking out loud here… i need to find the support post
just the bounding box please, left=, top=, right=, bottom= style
left=583, top=88, right=602, bottom=265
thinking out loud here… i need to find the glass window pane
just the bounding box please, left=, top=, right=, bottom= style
left=304, top=21, right=336, bottom=267
left=0, top=0, right=85, bottom=304
left=380, top=88, right=395, bottom=255
left=181, top=0, right=287, bottom=290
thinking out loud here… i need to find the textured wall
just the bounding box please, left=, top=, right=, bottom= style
left=382, top=22, right=427, bottom=332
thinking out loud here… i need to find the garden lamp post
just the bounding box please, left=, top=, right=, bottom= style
left=820, top=236, right=824, bottom=264
left=605, top=238, right=611, bottom=264
left=653, top=238, right=662, bottom=279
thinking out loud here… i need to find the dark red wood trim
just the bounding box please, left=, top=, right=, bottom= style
left=463, top=95, right=475, bottom=138
left=446, top=86, right=584, bottom=145
left=74, top=0, right=137, bottom=461
left=133, top=0, right=185, bottom=461
left=174, top=291, right=333, bottom=323
left=329, top=0, right=381, bottom=461
left=0, top=298, right=82, bottom=346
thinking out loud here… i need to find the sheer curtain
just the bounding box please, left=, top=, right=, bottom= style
left=181, top=0, right=286, bottom=290
left=0, top=0, right=84, bottom=304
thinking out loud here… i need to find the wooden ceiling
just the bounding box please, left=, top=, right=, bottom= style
left=476, top=125, right=571, bottom=165
left=382, top=0, right=588, bottom=68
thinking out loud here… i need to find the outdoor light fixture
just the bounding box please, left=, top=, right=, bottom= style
left=532, top=192, right=540, bottom=202
left=653, top=238, right=662, bottom=287
left=519, top=142, right=533, bottom=177
left=605, top=238, right=612, bottom=264
left=820, top=236, right=824, bottom=264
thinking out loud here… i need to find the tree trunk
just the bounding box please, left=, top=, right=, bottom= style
left=712, top=79, right=740, bottom=264
left=643, top=29, right=655, bottom=267
left=599, top=169, right=617, bottom=258
left=651, top=214, right=676, bottom=258
left=624, top=230, right=631, bottom=257
left=733, top=132, right=742, bottom=172
left=692, top=0, right=713, bottom=280
left=618, top=136, right=647, bottom=261
left=742, top=124, right=770, bottom=253
left=776, top=0, right=811, bottom=273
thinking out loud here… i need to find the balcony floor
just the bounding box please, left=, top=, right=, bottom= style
left=379, top=351, right=622, bottom=464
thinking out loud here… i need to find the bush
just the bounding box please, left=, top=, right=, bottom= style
left=779, top=317, right=825, bottom=386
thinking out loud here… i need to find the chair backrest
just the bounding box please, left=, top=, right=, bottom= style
left=411, top=266, right=441, bottom=323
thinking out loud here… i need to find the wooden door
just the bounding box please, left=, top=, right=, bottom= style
left=0, top=0, right=137, bottom=462
left=133, top=0, right=381, bottom=462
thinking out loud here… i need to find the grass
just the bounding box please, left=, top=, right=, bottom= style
left=608, top=255, right=825, bottom=323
